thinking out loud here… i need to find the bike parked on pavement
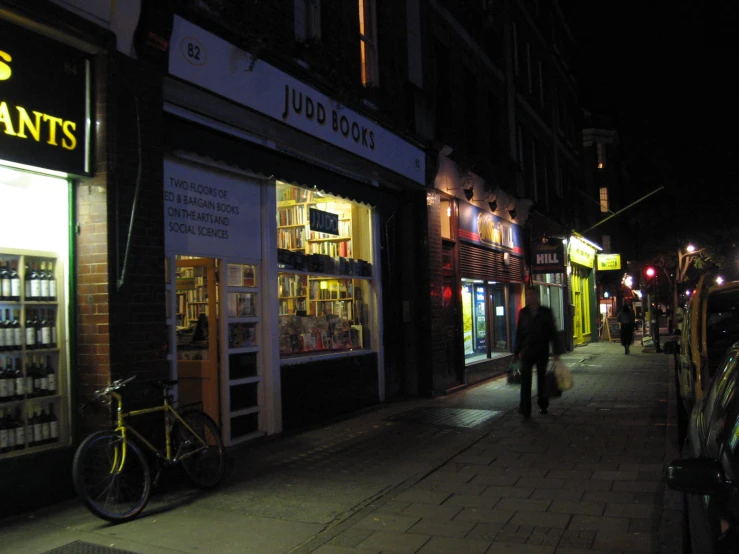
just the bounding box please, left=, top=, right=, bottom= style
left=72, top=376, right=225, bottom=523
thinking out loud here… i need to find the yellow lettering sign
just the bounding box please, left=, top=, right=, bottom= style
left=0, top=50, right=11, bottom=81
left=0, top=100, right=79, bottom=150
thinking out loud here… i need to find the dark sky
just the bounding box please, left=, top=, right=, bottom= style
left=563, top=3, right=739, bottom=252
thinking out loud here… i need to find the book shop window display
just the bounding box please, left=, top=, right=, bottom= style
left=276, top=182, right=374, bottom=357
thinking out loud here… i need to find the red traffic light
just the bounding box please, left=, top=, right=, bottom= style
left=645, top=266, right=656, bottom=278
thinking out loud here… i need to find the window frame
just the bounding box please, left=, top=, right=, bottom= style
left=358, top=0, right=379, bottom=87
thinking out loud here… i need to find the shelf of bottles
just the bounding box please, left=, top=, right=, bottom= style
left=0, top=253, right=64, bottom=458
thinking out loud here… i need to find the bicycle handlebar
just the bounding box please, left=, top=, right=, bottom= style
left=81, top=375, right=137, bottom=410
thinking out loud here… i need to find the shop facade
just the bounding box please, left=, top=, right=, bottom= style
left=0, top=4, right=116, bottom=516
left=530, top=239, right=568, bottom=351
left=162, top=16, right=426, bottom=440
left=429, top=156, right=526, bottom=391
left=568, top=234, right=601, bottom=346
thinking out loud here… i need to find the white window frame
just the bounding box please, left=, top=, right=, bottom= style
left=359, top=0, right=379, bottom=86
left=295, top=0, right=321, bottom=42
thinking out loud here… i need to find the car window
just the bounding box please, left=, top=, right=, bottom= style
left=706, top=291, right=739, bottom=377
left=705, top=350, right=739, bottom=458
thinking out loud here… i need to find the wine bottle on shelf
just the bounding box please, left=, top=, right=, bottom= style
left=4, top=356, right=15, bottom=400
left=40, top=405, right=50, bottom=444
left=33, top=355, right=47, bottom=397
left=0, top=310, right=6, bottom=352
left=11, top=309, right=22, bottom=351
left=3, top=407, right=17, bottom=452
left=0, top=408, right=9, bottom=453
left=47, top=402, right=58, bottom=443
left=31, top=404, right=42, bottom=447
left=0, top=258, right=9, bottom=301
left=39, top=309, right=50, bottom=349
left=44, top=355, right=56, bottom=396
left=9, top=260, right=20, bottom=302
left=47, top=261, right=57, bottom=302
left=0, top=358, right=9, bottom=402
left=28, top=262, right=40, bottom=300
left=13, top=358, right=24, bottom=399
left=38, top=262, right=49, bottom=302
left=48, top=308, right=57, bottom=348
left=13, top=406, right=25, bottom=450
left=25, top=309, right=36, bottom=350
left=25, top=356, right=34, bottom=399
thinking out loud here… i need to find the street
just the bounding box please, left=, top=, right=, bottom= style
left=0, top=340, right=681, bottom=554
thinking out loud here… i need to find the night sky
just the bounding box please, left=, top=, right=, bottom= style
left=564, top=3, right=739, bottom=272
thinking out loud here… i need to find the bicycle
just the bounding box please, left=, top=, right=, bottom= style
left=72, top=376, right=225, bottom=523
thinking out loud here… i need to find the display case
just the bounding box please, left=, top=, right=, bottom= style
left=0, top=251, right=67, bottom=458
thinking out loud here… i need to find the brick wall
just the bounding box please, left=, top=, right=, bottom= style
left=75, top=52, right=169, bottom=432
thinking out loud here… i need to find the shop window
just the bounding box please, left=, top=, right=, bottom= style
left=440, top=197, right=453, bottom=239
left=358, top=0, right=378, bottom=86
left=462, top=280, right=510, bottom=365
left=276, top=182, right=374, bottom=357
left=0, top=164, right=70, bottom=458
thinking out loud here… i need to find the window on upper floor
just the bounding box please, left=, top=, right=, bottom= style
left=464, top=70, right=478, bottom=155
left=597, top=142, right=606, bottom=169
left=599, top=187, right=609, bottom=213
left=537, top=60, right=544, bottom=108
left=526, top=42, right=532, bottom=94
left=602, top=234, right=612, bottom=253
left=358, top=0, right=379, bottom=87
left=531, top=138, right=538, bottom=201
left=295, top=0, right=321, bottom=42
left=512, top=22, right=520, bottom=76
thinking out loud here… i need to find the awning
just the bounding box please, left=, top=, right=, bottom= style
left=163, top=114, right=397, bottom=210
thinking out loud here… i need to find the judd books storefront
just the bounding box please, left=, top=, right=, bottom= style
left=162, top=16, right=426, bottom=442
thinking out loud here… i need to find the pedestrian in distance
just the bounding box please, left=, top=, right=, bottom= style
left=513, top=287, right=563, bottom=419
left=618, top=303, right=635, bottom=354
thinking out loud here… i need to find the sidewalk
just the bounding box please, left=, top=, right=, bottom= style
left=0, top=340, right=682, bottom=554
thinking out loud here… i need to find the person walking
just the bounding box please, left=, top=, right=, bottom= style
left=618, top=303, right=635, bottom=354
left=513, top=287, right=562, bottom=418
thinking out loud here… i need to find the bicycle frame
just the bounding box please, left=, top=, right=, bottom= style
left=107, top=390, right=209, bottom=469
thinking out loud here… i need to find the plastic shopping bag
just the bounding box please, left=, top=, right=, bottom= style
left=507, top=359, right=521, bottom=385
left=553, top=361, right=574, bottom=391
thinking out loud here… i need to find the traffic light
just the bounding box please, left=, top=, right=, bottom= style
left=645, top=266, right=656, bottom=278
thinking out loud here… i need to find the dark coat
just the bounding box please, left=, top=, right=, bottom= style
left=514, top=305, right=562, bottom=362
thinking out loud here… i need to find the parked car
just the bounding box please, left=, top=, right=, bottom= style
left=666, top=341, right=739, bottom=553
left=664, top=276, right=739, bottom=442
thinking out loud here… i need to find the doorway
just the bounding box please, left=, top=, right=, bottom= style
left=175, top=257, right=220, bottom=424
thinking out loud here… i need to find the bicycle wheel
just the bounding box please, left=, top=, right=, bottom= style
left=72, top=430, right=152, bottom=523
left=173, top=411, right=225, bottom=489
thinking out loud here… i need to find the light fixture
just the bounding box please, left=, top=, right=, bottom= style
left=687, top=244, right=695, bottom=253
left=508, top=208, right=517, bottom=219
left=449, top=178, right=476, bottom=201
left=488, top=195, right=498, bottom=211
left=717, top=276, right=725, bottom=285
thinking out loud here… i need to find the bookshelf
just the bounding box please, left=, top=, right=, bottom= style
left=176, top=266, right=210, bottom=329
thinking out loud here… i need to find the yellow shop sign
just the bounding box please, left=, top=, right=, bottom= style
left=597, top=253, right=621, bottom=271
left=568, top=236, right=596, bottom=268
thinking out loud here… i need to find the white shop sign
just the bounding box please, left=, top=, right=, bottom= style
left=168, top=15, right=426, bottom=185
left=163, top=157, right=261, bottom=259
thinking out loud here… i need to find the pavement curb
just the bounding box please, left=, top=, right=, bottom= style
left=660, top=352, right=687, bottom=554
